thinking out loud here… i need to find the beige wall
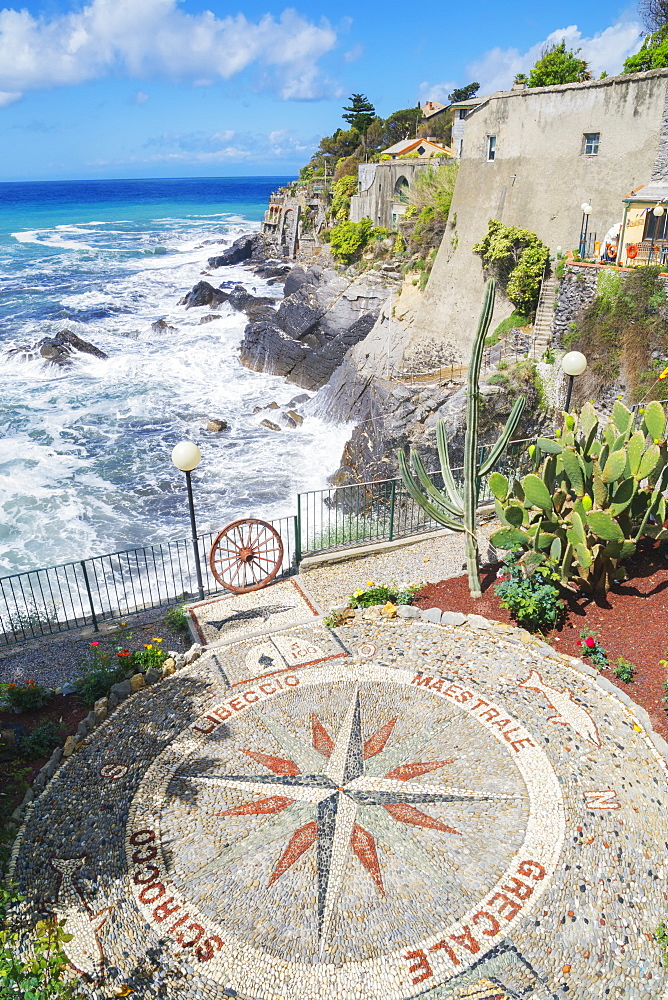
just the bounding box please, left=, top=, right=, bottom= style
left=405, top=69, right=668, bottom=367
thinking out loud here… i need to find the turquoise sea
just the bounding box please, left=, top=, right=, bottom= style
left=0, top=177, right=350, bottom=574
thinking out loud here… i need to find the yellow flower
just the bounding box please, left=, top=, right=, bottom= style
left=367, top=582, right=375, bottom=587
left=144, top=644, right=153, bottom=649
left=353, top=589, right=364, bottom=597
left=152, top=637, right=163, bottom=643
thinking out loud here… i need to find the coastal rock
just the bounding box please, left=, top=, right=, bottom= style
left=320, top=351, right=550, bottom=484
left=8, top=329, right=108, bottom=367
left=260, top=419, right=281, bottom=431
left=199, top=314, right=222, bottom=324
left=255, top=262, right=292, bottom=281
left=208, top=233, right=269, bottom=268
left=179, top=281, right=229, bottom=309
left=206, top=418, right=228, bottom=432
left=239, top=265, right=392, bottom=391
left=150, top=319, right=177, bottom=335
left=227, top=285, right=277, bottom=317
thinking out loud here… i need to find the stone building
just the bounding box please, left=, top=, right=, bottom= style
left=349, top=157, right=451, bottom=230
left=403, top=68, right=668, bottom=368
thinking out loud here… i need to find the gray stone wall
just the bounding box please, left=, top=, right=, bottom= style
left=404, top=69, right=668, bottom=367
left=349, top=158, right=450, bottom=229
left=552, top=265, right=599, bottom=344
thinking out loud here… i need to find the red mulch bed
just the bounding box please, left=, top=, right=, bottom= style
left=413, top=540, right=668, bottom=740
left=1, top=695, right=89, bottom=822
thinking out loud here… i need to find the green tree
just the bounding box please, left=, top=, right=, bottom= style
left=381, top=107, right=421, bottom=146
left=529, top=41, right=591, bottom=87
left=342, top=94, right=376, bottom=134
left=447, top=82, right=480, bottom=103
left=624, top=25, right=668, bottom=72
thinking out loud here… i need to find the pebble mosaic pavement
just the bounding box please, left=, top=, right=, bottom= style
left=9, top=578, right=668, bottom=1000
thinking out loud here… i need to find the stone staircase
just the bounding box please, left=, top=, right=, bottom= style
left=532, top=274, right=558, bottom=353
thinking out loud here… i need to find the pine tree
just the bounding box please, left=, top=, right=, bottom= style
left=529, top=41, right=590, bottom=88
left=342, top=94, right=376, bottom=134
left=447, top=82, right=480, bottom=104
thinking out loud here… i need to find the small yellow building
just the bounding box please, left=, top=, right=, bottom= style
left=618, top=181, right=668, bottom=266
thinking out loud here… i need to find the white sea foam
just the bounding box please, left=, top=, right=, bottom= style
left=0, top=210, right=351, bottom=573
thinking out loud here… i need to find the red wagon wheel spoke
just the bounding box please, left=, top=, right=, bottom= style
left=208, top=518, right=284, bottom=594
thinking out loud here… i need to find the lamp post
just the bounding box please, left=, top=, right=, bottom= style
left=652, top=204, right=665, bottom=264
left=579, top=202, right=592, bottom=258
left=561, top=351, right=588, bottom=412
left=171, top=441, right=205, bottom=601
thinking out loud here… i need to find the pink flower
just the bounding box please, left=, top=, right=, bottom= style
left=91, top=641, right=100, bottom=647
left=585, top=637, right=595, bottom=648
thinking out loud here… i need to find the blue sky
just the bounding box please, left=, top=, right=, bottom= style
left=0, top=0, right=646, bottom=181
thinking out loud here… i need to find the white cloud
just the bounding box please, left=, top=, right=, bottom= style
left=343, top=43, right=363, bottom=63
left=0, top=0, right=337, bottom=103
left=134, top=90, right=149, bottom=104
left=467, top=19, right=643, bottom=94
left=138, top=126, right=318, bottom=164
left=0, top=89, right=20, bottom=106
left=418, top=79, right=457, bottom=104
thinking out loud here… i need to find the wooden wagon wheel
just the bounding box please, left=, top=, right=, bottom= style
left=209, top=518, right=284, bottom=594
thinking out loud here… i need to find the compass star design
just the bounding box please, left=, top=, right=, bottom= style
left=181, top=689, right=521, bottom=950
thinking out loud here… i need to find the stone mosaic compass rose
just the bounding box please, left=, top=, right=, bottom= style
left=127, top=664, right=565, bottom=999
left=186, top=688, right=521, bottom=950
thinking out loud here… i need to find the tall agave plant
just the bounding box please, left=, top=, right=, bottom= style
left=398, top=278, right=526, bottom=597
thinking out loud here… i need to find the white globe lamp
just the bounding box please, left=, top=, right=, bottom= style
left=171, top=441, right=201, bottom=472
left=561, top=351, right=587, bottom=412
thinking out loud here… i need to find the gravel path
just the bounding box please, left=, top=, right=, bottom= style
left=301, top=521, right=499, bottom=611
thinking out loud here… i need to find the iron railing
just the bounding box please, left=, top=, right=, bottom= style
left=296, top=439, right=533, bottom=557
left=0, top=439, right=536, bottom=647
left=0, top=516, right=296, bottom=647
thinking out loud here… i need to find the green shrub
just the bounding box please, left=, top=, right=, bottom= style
left=0, top=883, right=79, bottom=998
left=473, top=219, right=549, bottom=316
left=20, top=721, right=61, bottom=759
left=613, top=656, right=635, bottom=683
left=349, top=581, right=421, bottom=608
left=329, top=218, right=374, bottom=262
left=165, top=604, right=190, bottom=633
left=74, top=664, right=126, bottom=707
left=2, top=680, right=52, bottom=714
left=494, top=553, right=563, bottom=632
left=131, top=640, right=168, bottom=672
left=656, top=921, right=668, bottom=966
left=331, top=175, right=358, bottom=221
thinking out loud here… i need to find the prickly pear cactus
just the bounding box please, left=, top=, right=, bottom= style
left=398, top=279, right=526, bottom=598
left=490, top=399, right=668, bottom=594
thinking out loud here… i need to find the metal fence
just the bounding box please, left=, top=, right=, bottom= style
left=0, top=516, right=297, bottom=648
left=297, top=439, right=534, bottom=557
left=0, top=442, right=536, bottom=647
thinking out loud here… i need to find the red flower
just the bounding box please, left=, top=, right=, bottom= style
left=118, top=649, right=130, bottom=657
left=585, top=637, right=595, bottom=648
left=91, top=641, right=100, bottom=647
left=576, top=640, right=582, bottom=646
